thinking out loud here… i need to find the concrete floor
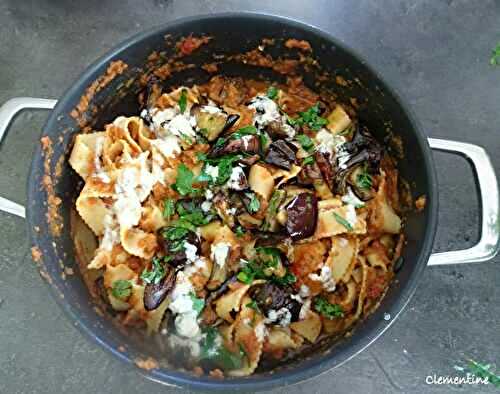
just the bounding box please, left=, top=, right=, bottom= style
left=0, top=0, right=499, bottom=393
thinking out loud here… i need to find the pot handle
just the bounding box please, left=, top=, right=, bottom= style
left=428, top=138, right=499, bottom=266
left=0, top=97, right=57, bottom=218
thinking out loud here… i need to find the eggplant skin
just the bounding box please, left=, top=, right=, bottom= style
left=249, top=282, right=301, bottom=322
left=143, top=268, right=177, bottom=311
left=209, top=134, right=260, bottom=157
left=265, top=140, right=297, bottom=170
left=285, top=193, right=318, bottom=241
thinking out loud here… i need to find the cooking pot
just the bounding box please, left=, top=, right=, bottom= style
left=0, top=13, right=498, bottom=392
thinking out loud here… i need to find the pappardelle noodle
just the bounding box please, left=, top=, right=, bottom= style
left=70, top=76, right=405, bottom=377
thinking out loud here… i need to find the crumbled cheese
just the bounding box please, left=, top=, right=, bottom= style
left=201, top=200, right=212, bottom=212
left=290, top=293, right=302, bottom=302
left=266, top=307, right=292, bottom=327
left=227, top=207, right=237, bottom=215
left=344, top=204, right=358, bottom=228
left=151, top=137, right=181, bottom=158
left=309, top=265, right=336, bottom=292
left=299, top=299, right=311, bottom=320
left=204, top=164, right=219, bottom=180
left=151, top=107, right=177, bottom=134
left=175, top=312, right=200, bottom=338
left=201, top=105, right=222, bottom=114
left=342, top=187, right=365, bottom=208
left=226, top=166, right=246, bottom=190
left=243, top=318, right=252, bottom=326
left=254, top=322, right=267, bottom=342
left=248, top=95, right=281, bottom=128
left=241, top=135, right=254, bottom=150
left=210, top=242, right=231, bottom=267
left=315, top=129, right=346, bottom=155
left=299, top=284, right=311, bottom=298
left=281, top=117, right=296, bottom=139
left=205, top=189, right=214, bottom=200
left=169, top=271, right=201, bottom=338
left=168, top=334, right=201, bottom=358
left=167, top=114, right=197, bottom=138
left=101, top=214, right=120, bottom=251
left=183, top=241, right=198, bottom=263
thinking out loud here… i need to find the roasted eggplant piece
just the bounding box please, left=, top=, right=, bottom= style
left=159, top=231, right=200, bottom=268
left=285, top=192, right=318, bottom=241
left=209, top=134, right=260, bottom=158
left=254, top=232, right=289, bottom=248
left=264, top=140, right=297, bottom=170
left=332, top=124, right=383, bottom=198
left=314, top=150, right=335, bottom=190
left=265, top=119, right=297, bottom=140
left=144, top=268, right=176, bottom=311
left=213, top=192, right=235, bottom=227
left=139, top=76, right=162, bottom=125
left=248, top=283, right=300, bottom=322
left=192, top=105, right=238, bottom=141
left=238, top=153, right=260, bottom=166
left=297, top=161, right=322, bottom=185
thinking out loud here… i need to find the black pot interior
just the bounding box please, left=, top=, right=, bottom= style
left=27, top=13, right=437, bottom=391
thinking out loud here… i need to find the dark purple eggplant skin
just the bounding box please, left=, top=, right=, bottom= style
left=222, top=114, right=240, bottom=133
left=238, top=154, right=260, bottom=166
left=144, top=268, right=176, bottom=311
left=286, top=193, right=318, bottom=241
left=264, top=140, right=297, bottom=170
left=209, top=134, right=260, bottom=157
left=314, top=150, right=335, bottom=190
left=297, top=161, right=322, bottom=185
left=248, top=283, right=300, bottom=322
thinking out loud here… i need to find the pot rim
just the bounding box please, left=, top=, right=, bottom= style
left=26, top=11, right=438, bottom=392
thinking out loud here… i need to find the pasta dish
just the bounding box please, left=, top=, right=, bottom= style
left=69, top=75, right=404, bottom=377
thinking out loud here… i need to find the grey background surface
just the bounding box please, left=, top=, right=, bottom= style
left=0, top=0, right=499, bottom=393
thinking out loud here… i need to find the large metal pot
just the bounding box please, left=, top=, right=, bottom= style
left=0, top=13, right=498, bottom=392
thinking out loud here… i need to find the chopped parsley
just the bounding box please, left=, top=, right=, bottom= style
left=246, top=299, right=260, bottom=311
left=314, top=296, right=344, bottom=319
left=200, top=327, right=246, bottom=370
left=490, top=42, right=500, bottom=66
left=266, top=86, right=279, bottom=100
left=273, top=271, right=297, bottom=286
left=189, top=292, right=205, bottom=315
left=163, top=198, right=175, bottom=220
left=198, top=153, right=242, bottom=186
left=247, top=192, right=261, bottom=213
left=235, top=226, right=245, bottom=237
left=333, top=212, right=353, bottom=231
left=178, top=89, right=187, bottom=113
left=141, top=256, right=167, bottom=284
left=111, top=280, right=132, bottom=299
left=302, top=155, right=315, bottom=165
left=237, top=255, right=296, bottom=286
left=172, top=163, right=200, bottom=196
left=295, top=134, right=315, bottom=153
left=356, top=169, right=373, bottom=190
left=291, top=103, right=328, bottom=131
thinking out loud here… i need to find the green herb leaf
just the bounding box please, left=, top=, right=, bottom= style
left=314, top=296, right=344, bottom=319
left=292, top=104, right=328, bottom=131
left=266, top=86, right=279, bottom=100
left=111, top=280, right=132, bottom=299
left=247, top=193, right=261, bottom=213
left=237, top=271, right=253, bottom=284
left=272, top=270, right=297, bottom=286
left=235, top=226, right=245, bottom=237
left=296, top=134, right=315, bottom=153
left=356, top=170, right=373, bottom=190
left=302, top=156, right=315, bottom=165
left=141, top=257, right=167, bottom=285
left=163, top=198, right=175, bottom=220
left=200, top=327, right=246, bottom=370
left=172, top=163, right=198, bottom=196
left=246, top=300, right=260, bottom=311
left=333, top=212, right=353, bottom=231
left=179, top=89, right=187, bottom=113
left=490, top=42, right=500, bottom=66
left=190, top=292, right=205, bottom=315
